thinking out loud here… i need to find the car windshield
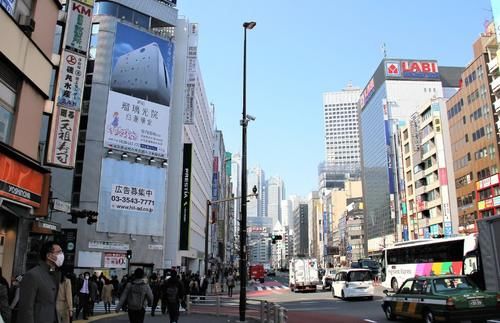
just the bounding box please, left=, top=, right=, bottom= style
left=347, top=271, right=371, bottom=281
left=433, top=277, right=477, bottom=293
left=360, top=260, right=379, bottom=269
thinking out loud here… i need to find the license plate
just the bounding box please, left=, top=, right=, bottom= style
left=468, top=299, right=483, bottom=307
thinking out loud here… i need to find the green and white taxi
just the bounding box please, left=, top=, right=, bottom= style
left=381, top=275, right=499, bottom=323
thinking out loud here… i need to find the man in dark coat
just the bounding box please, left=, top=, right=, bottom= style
left=163, top=270, right=184, bottom=323
left=18, top=241, right=63, bottom=323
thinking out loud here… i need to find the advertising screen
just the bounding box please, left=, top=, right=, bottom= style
left=104, top=22, right=174, bottom=158
left=97, top=158, right=166, bottom=236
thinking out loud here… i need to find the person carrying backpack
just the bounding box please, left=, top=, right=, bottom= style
left=116, top=268, right=153, bottom=323
left=162, top=270, right=184, bottom=323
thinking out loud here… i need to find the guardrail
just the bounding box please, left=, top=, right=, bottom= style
left=186, top=295, right=288, bottom=323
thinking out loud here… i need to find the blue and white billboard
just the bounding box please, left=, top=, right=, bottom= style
left=104, top=23, right=174, bottom=158
left=97, top=158, right=166, bottom=236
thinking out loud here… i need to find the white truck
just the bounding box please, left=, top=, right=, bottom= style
left=464, top=215, right=500, bottom=292
left=289, top=257, right=320, bottom=292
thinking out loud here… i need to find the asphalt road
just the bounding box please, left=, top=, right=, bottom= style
left=251, top=272, right=393, bottom=323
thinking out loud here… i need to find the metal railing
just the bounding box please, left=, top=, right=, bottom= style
left=186, top=295, right=288, bottom=323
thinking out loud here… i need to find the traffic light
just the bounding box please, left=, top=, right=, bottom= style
left=85, top=210, right=98, bottom=225
left=271, top=234, right=283, bottom=244
left=126, top=249, right=132, bottom=259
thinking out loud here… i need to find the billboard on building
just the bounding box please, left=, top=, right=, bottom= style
left=97, top=158, right=166, bottom=236
left=104, top=22, right=174, bottom=158
left=46, top=106, right=80, bottom=168
left=0, top=0, right=15, bottom=15
left=179, top=144, right=192, bottom=250
left=0, top=153, right=44, bottom=208
left=384, top=60, right=439, bottom=80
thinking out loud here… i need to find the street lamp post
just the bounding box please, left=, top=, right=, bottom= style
left=239, top=20, right=255, bottom=322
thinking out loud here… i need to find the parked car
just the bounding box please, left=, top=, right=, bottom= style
left=331, top=268, right=374, bottom=300
left=381, top=275, right=500, bottom=323
left=321, top=268, right=337, bottom=290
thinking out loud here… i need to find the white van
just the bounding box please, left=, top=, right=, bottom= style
left=331, top=268, right=374, bottom=300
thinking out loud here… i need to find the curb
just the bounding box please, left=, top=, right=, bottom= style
left=73, top=312, right=125, bottom=323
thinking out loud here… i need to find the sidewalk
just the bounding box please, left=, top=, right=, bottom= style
left=75, top=312, right=255, bottom=323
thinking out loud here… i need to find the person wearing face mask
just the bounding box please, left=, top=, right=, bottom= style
left=75, top=272, right=91, bottom=320
left=17, top=241, right=63, bottom=323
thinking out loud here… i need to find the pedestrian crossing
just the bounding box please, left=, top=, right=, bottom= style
left=91, top=303, right=187, bottom=313
left=254, top=285, right=290, bottom=291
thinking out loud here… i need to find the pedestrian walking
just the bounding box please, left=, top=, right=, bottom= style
left=163, top=270, right=184, bottom=323
left=56, top=271, right=73, bottom=323
left=226, top=273, right=235, bottom=297
left=116, top=268, right=153, bottom=323
left=88, top=276, right=99, bottom=316
left=199, top=275, right=208, bottom=300
left=9, top=275, right=21, bottom=323
left=101, top=278, right=114, bottom=313
left=149, top=273, right=160, bottom=316
left=0, top=277, right=10, bottom=323
left=75, top=272, right=91, bottom=320
left=18, top=241, right=63, bottom=323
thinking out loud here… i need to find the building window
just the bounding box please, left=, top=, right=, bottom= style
left=0, top=60, right=19, bottom=144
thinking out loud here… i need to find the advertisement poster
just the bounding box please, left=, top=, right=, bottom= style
left=55, top=50, right=86, bottom=110
left=103, top=252, right=127, bottom=268
left=97, top=158, right=166, bottom=236
left=46, top=106, right=80, bottom=168
left=104, top=22, right=174, bottom=157
left=179, top=143, right=192, bottom=250
left=104, top=90, right=170, bottom=158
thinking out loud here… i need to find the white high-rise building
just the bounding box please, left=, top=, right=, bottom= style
left=323, top=84, right=362, bottom=171
left=248, top=167, right=265, bottom=217
left=280, top=199, right=291, bottom=227
left=266, top=176, right=285, bottom=227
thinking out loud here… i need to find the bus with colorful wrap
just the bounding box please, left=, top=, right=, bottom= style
left=380, top=235, right=477, bottom=291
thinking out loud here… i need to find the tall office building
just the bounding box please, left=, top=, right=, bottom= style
left=247, top=166, right=265, bottom=217
left=323, top=84, right=362, bottom=171
left=359, top=58, right=462, bottom=256
left=266, top=176, right=285, bottom=227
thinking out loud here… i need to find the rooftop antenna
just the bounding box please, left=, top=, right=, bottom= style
left=381, top=42, right=387, bottom=58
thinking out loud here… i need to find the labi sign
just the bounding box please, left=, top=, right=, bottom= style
left=385, top=60, right=440, bottom=80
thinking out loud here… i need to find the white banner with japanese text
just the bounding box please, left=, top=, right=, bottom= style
left=97, top=158, right=166, bottom=235
left=104, top=90, right=170, bottom=159
left=103, top=252, right=127, bottom=268
left=46, top=106, right=80, bottom=168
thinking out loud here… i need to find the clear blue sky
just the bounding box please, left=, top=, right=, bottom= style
left=177, top=0, right=493, bottom=198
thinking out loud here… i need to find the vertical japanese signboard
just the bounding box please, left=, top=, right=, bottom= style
left=179, top=144, right=192, bottom=250
left=46, top=107, right=80, bottom=167
left=47, top=0, right=93, bottom=168
left=184, top=23, right=198, bottom=125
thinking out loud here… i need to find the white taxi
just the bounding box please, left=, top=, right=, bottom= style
left=331, top=268, right=374, bottom=300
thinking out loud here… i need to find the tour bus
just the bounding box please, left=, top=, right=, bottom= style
left=380, top=235, right=478, bottom=290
